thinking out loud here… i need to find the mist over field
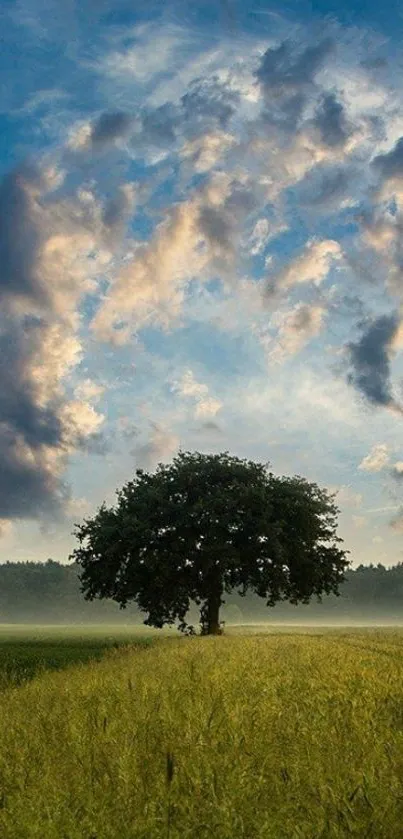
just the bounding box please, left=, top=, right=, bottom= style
left=2, top=558, right=403, bottom=626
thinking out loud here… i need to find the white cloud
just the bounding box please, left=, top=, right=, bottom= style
left=90, top=171, right=256, bottom=343
left=101, top=25, right=188, bottom=86
left=195, top=396, right=222, bottom=418
left=266, top=302, right=326, bottom=363
left=358, top=443, right=390, bottom=472
left=0, top=519, right=14, bottom=540
left=248, top=217, right=289, bottom=256
left=180, top=131, right=236, bottom=173
left=249, top=218, right=270, bottom=255
left=172, top=370, right=222, bottom=419
left=273, top=239, right=343, bottom=292
left=172, top=369, right=208, bottom=400
left=73, top=379, right=105, bottom=403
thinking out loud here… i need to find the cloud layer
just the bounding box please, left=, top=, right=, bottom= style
left=2, top=7, right=403, bottom=565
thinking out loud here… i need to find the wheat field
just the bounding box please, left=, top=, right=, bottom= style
left=1, top=629, right=403, bottom=837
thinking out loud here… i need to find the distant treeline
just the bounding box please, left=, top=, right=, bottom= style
left=2, top=560, right=403, bottom=624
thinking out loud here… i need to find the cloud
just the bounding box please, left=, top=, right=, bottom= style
left=345, top=313, right=403, bottom=413
left=181, top=75, right=240, bottom=129
left=256, top=37, right=334, bottom=96
left=101, top=24, right=188, bottom=87
left=68, top=111, right=133, bottom=153
left=0, top=519, right=14, bottom=540
left=180, top=131, right=235, bottom=173
left=195, top=397, right=223, bottom=418
left=357, top=208, right=403, bottom=295
left=358, top=443, right=390, bottom=472
left=65, top=496, right=93, bottom=520
left=90, top=172, right=259, bottom=342
left=249, top=217, right=288, bottom=256
left=311, top=92, right=352, bottom=148
left=255, top=37, right=335, bottom=130
left=200, top=420, right=222, bottom=433
left=5, top=14, right=403, bottom=552
left=295, top=163, right=358, bottom=213
left=0, top=162, right=113, bottom=522
left=171, top=369, right=222, bottom=419
left=73, top=379, right=105, bottom=403
left=0, top=164, right=49, bottom=304
left=267, top=239, right=342, bottom=296
left=390, top=461, right=403, bottom=480
left=249, top=218, right=270, bottom=255
left=266, top=302, right=326, bottom=363
left=131, top=423, right=179, bottom=470
left=91, top=111, right=133, bottom=148
left=90, top=197, right=204, bottom=343
left=372, top=136, right=403, bottom=180
left=102, top=183, right=136, bottom=248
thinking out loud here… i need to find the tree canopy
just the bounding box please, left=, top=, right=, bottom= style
left=69, top=451, right=350, bottom=635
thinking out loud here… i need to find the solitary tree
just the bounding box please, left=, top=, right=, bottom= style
left=69, top=451, right=350, bottom=635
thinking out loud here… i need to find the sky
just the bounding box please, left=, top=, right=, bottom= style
left=2, top=1, right=403, bottom=568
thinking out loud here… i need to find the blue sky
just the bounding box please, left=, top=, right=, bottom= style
left=2, top=0, right=403, bottom=568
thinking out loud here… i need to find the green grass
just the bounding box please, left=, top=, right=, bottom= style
left=1, top=628, right=403, bottom=837
left=0, top=624, right=169, bottom=688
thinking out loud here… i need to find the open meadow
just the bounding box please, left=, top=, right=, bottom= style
left=1, top=625, right=403, bottom=838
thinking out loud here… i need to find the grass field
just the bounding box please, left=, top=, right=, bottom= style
left=1, top=625, right=403, bottom=837
left=0, top=624, right=169, bottom=689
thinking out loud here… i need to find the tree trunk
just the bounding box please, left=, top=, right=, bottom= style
left=202, top=588, right=223, bottom=635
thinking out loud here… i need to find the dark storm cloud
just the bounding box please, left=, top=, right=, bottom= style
left=91, top=111, right=133, bottom=148
left=295, top=164, right=355, bottom=211
left=198, top=204, right=234, bottom=257
left=346, top=313, right=402, bottom=410
left=0, top=422, right=70, bottom=520
left=0, top=314, right=110, bottom=520
left=313, top=93, right=351, bottom=148
left=0, top=163, right=110, bottom=525
left=0, top=316, right=69, bottom=520
left=198, top=179, right=257, bottom=263
left=0, top=168, right=64, bottom=519
left=141, top=103, right=177, bottom=145
left=102, top=184, right=135, bottom=245
left=372, top=137, right=403, bottom=180
left=0, top=317, right=63, bottom=448
left=0, top=166, right=48, bottom=304
left=181, top=76, right=239, bottom=128
left=255, top=38, right=334, bottom=94
left=255, top=38, right=334, bottom=132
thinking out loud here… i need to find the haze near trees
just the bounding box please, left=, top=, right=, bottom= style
left=69, top=451, right=349, bottom=635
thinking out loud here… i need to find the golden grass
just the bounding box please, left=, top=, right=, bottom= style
left=1, top=631, right=403, bottom=837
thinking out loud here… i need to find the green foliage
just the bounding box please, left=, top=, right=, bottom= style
left=0, top=630, right=157, bottom=690
left=69, top=450, right=349, bottom=634
left=2, top=631, right=403, bottom=837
